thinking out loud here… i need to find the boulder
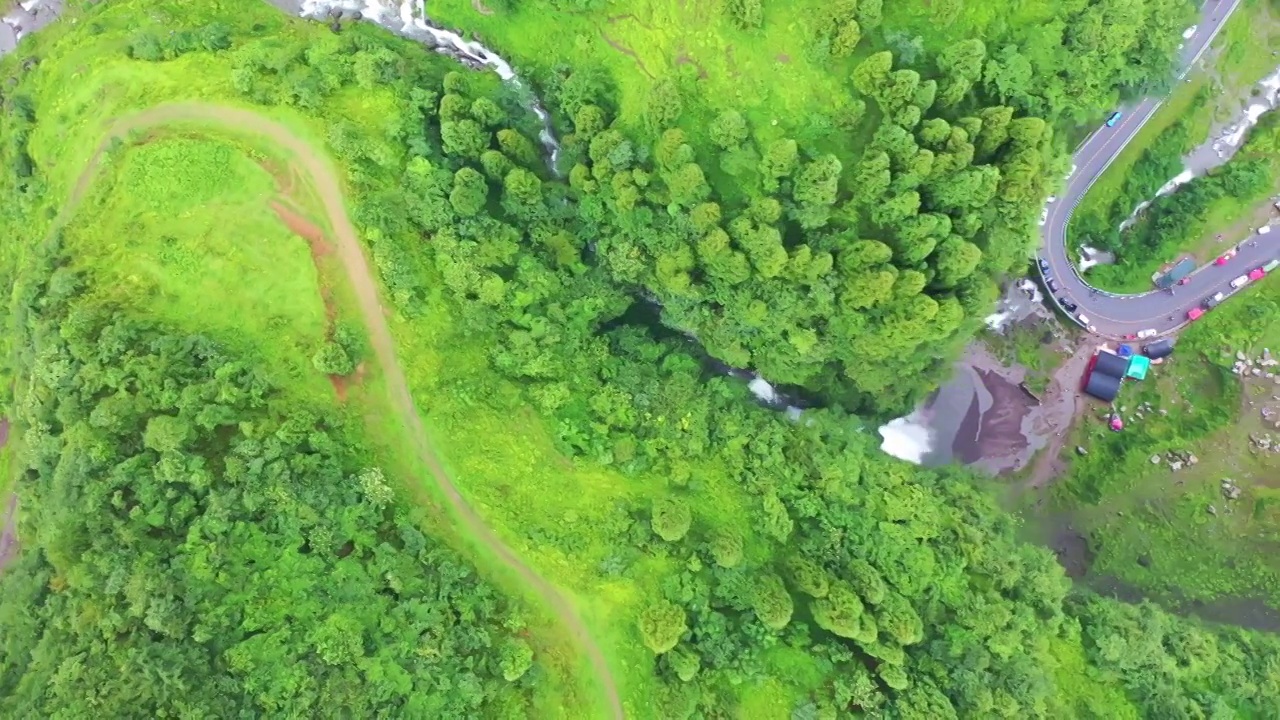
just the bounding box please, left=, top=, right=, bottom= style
left=1151, top=454, right=1161, bottom=464
left=1170, top=461, right=1184, bottom=472
left=1076, top=446, right=1088, bottom=456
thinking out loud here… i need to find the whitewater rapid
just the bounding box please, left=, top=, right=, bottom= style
left=299, top=0, right=562, bottom=174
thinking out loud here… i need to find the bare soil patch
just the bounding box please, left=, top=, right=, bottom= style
left=1026, top=344, right=1096, bottom=489
left=268, top=198, right=349, bottom=400
left=0, top=493, right=18, bottom=576
left=471, top=0, right=493, bottom=15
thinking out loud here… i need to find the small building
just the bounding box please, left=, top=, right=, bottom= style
left=1125, top=355, right=1151, bottom=380
left=1143, top=338, right=1175, bottom=360
left=1093, top=351, right=1132, bottom=379
left=1084, top=370, right=1123, bottom=402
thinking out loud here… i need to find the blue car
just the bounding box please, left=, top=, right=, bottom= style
left=1106, top=111, right=1123, bottom=127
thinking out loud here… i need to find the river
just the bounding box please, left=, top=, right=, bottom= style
left=286, top=0, right=563, bottom=174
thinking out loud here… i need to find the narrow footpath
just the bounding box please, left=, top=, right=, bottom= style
left=56, top=102, right=626, bottom=719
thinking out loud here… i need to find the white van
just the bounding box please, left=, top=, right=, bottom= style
left=1231, top=274, right=1250, bottom=289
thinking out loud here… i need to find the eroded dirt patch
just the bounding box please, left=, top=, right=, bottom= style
left=268, top=198, right=350, bottom=399
left=1026, top=343, right=1096, bottom=489
left=600, top=30, right=654, bottom=78
left=0, top=418, right=17, bottom=577
left=675, top=46, right=708, bottom=79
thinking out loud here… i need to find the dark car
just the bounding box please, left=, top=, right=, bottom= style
left=1204, top=291, right=1224, bottom=309
left=1059, top=297, right=1078, bottom=312
left=1046, top=278, right=1059, bottom=293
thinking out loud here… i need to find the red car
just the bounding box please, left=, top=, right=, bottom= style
left=1250, top=267, right=1267, bottom=281
left=1187, top=307, right=1205, bottom=321
left=1217, top=250, right=1238, bottom=265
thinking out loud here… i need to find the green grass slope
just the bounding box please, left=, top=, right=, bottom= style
left=2, top=0, right=1279, bottom=718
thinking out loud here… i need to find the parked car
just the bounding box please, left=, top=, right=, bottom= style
left=1047, top=278, right=1059, bottom=293
left=1216, top=249, right=1237, bottom=265
left=1059, top=297, right=1078, bottom=313
left=1231, top=274, right=1250, bottom=289
left=1047, top=195, right=1058, bottom=203
left=1204, top=291, right=1225, bottom=309
left=1187, top=307, right=1205, bottom=321
left=1137, top=329, right=1157, bottom=339
left=1106, top=111, right=1123, bottom=127
left=1250, top=268, right=1266, bottom=281
left=1264, top=259, right=1280, bottom=273
left=1077, top=312, right=1091, bottom=326
left=1039, top=206, right=1049, bottom=226
left=1038, top=257, right=1050, bottom=273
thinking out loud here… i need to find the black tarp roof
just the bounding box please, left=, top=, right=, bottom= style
left=1093, top=351, right=1132, bottom=379
left=1084, top=370, right=1123, bottom=402
left=1143, top=338, right=1175, bottom=360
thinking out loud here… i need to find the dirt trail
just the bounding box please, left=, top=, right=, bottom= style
left=1027, top=343, right=1096, bottom=489
left=0, top=419, right=16, bottom=576
left=61, top=103, right=624, bottom=718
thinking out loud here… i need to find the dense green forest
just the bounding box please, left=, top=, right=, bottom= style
left=2, top=0, right=1280, bottom=717
left=0, top=235, right=540, bottom=715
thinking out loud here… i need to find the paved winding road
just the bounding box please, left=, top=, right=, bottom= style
left=1039, top=0, right=1263, bottom=339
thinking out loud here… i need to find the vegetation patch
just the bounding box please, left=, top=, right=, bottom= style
left=3, top=0, right=1280, bottom=718
left=1039, top=270, right=1280, bottom=617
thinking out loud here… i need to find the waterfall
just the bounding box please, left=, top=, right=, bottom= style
left=298, top=0, right=562, bottom=175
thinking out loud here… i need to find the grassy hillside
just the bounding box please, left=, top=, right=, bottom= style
left=2, top=0, right=1279, bottom=718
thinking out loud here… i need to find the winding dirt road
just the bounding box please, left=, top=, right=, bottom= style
left=62, top=103, right=624, bottom=718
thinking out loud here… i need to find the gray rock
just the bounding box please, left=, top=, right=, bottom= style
left=1188, top=454, right=1198, bottom=465
left=1077, top=446, right=1088, bottom=456
left=1238, top=351, right=1248, bottom=361
left=1209, top=505, right=1218, bottom=516
left=1151, top=454, right=1162, bottom=464
left=1170, top=461, right=1184, bottom=472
